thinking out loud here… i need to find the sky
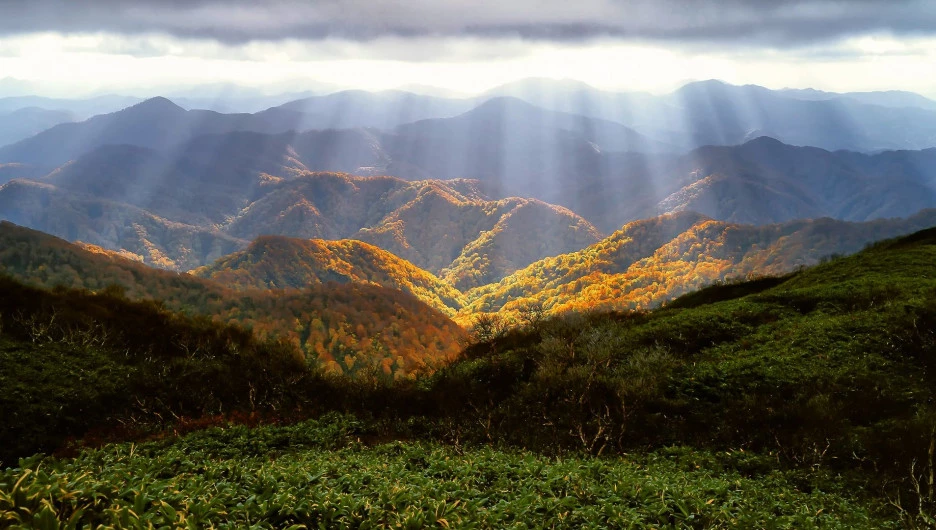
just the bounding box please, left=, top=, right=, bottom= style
left=1, top=0, right=935, bottom=98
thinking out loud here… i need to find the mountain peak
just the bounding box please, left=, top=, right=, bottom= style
left=742, top=135, right=786, bottom=148
left=468, top=96, right=539, bottom=114
left=123, top=96, right=185, bottom=115
left=676, top=79, right=732, bottom=92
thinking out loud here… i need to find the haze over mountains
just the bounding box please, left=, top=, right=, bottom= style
left=2, top=76, right=936, bottom=334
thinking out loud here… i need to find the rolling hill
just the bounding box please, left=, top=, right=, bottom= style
left=0, top=221, right=465, bottom=375
left=462, top=209, right=936, bottom=321
left=193, top=236, right=467, bottom=316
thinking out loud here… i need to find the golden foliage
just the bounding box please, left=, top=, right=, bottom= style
left=193, top=236, right=466, bottom=316
left=0, top=222, right=465, bottom=378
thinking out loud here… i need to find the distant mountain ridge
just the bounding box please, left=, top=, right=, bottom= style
left=0, top=107, right=75, bottom=147
left=3, top=78, right=936, bottom=163
left=2, top=83, right=936, bottom=233
left=481, top=78, right=936, bottom=152
left=0, top=97, right=350, bottom=167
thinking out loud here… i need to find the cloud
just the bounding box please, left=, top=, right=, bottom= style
left=0, top=0, right=934, bottom=48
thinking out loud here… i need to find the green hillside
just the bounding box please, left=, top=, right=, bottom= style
left=0, top=275, right=308, bottom=466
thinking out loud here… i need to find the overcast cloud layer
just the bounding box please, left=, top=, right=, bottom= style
left=2, top=0, right=935, bottom=46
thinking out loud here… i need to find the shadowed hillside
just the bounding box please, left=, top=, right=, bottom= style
left=0, top=178, right=247, bottom=270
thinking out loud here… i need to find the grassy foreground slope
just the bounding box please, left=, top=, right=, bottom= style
left=0, top=416, right=890, bottom=529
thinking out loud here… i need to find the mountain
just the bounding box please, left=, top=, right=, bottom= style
left=0, top=221, right=465, bottom=375
left=0, top=167, right=602, bottom=283
left=523, top=136, right=936, bottom=231
left=393, top=95, right=661, bottom=152
left=485, top=77, right=936, bottom=152
left=0, top=178, right=247, bottom=270
left=223, top=173, right=602, bottom=289
left=481, top=78, right=674, bottom=136
left=273, top=89, right=474, bottom=130
left=0, top=107, right=75, bottom=148
left=382, top=97, right=664, bottom=203
left=657, top=137, right=936, bottom=224
left=0, top=94, right=142, bottom=119
left=0, top=97, right=339, bottom=167
left=35, top=129, right=385, bottom=225
left=193, top=236, right=467, bottom=316
left=658, top=80, right=936, bottom=151
left=36, top=129, right=387, bottom=225
left=462, top=208, right=936, bottom=321
left=780, top=87, right=936, bottom=111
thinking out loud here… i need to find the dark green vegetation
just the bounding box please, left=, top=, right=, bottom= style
left=0, top=276, right=309, bottom=465
left=1, top=416, right=892, bottom=528
left=5, top=225, right=936, bottom=526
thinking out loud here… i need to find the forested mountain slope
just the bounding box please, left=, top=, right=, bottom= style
left=0, top=221, right=465, bottom=375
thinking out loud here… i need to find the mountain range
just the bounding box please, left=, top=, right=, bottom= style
left=1, top=81, right=935, bottom=236
left=5, top=78, right=936, bottom=163
left=2, top=78, right=936, bottom=363
left=4, top=201, right=936, bottom=361
left=461, top=208, right=936, bottom=321
left=484, top=78, right=936, bottom=152
left=0, top=170, right=602, bottom=285
left=3, top=127, right=935, bottom=258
